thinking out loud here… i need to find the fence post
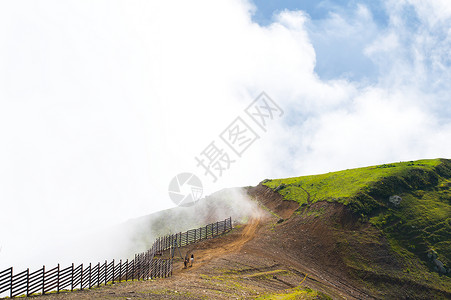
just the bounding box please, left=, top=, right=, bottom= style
left=132, top=258, right=135, bottom=281
left=139, top=255, right=141, bottom=280
left=125, top=259, right=129, bottom=281
left=81, top=264, right=84, bottom=290
left=8, top=267, right=13, bottom=298
left=156, top=260, right=159, bottom=278
left=104, top=260, right=107, bottom=285
left=42, top=265, right=45, bottom=295
left=144, top=254, right=147, bottom=280
left=26, top=268, right=29, bottom=297
left=112, top=259, right=115, bottom=284
left=71, top=263, right=74, bottom=291
left=119, top=259, right=122, bottom=282
left=97, top=263, right=100, bottom=287
left=139, top=254, right=142, bottom=280
left=164, top=260, right=167, bottom=278
left=88, top=263, right=91, bottom=289
left=133, top=256, right=136, bottom=281
left=149, top=253, right=153, bottom=279
left=146, top=253, right=149, bottom=280
left=57, top=263, right=60, bottom=293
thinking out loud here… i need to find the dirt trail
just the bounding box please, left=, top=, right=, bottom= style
left=181, top=215, right=262, bottom=271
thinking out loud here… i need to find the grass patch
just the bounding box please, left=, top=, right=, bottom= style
left=256, top=286, right=332, bottom=300
left=263, top=159, right=441, bottom=207
left=246, top=269, right=290, bottom=279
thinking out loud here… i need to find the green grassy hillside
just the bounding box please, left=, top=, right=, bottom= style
left=263, top=159, right=451, bottom=278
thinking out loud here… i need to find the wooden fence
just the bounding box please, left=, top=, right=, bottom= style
left=0, top=217, right=232, bottom=298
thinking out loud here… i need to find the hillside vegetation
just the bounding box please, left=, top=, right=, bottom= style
left=263, top=158, right=451, bottom=291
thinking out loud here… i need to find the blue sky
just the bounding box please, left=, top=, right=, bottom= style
left=252, top=0, right=389, bottom=81
left=252, top=0, right=388, bottom=25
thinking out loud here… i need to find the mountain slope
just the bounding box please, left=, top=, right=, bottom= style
left=34, top=159, right=451, bottom=300
left=261, top=158, right=451, bottom=297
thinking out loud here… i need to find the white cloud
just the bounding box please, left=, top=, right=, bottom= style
left=408, top=0, right=451, bottom=26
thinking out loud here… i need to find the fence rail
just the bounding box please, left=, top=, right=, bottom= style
left=0, top=217, right=232, bottom=298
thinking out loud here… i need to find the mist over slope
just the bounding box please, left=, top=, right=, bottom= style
left=114, top=187, right=258, bottom=259
left=0, top=187, right=256, bottom=274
